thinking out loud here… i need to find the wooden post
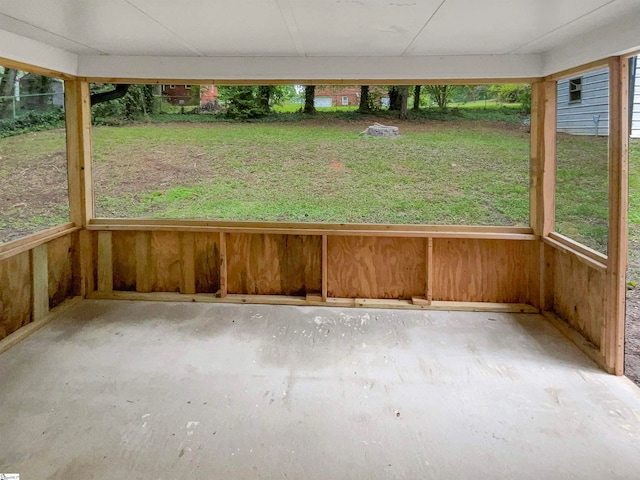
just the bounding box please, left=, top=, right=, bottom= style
left=219, top=232, right=228, bottom=297
left=426, top=237, right=433, bottom=303
left=135, top=232, right=152, bottom=293
left=605, top=56, right=629, bottom=375
left=181, top=232, right=196, bottom=294
left=65, top=80, right=94, bottom=298
left=530, top=80, right=557, bottom=311
left=31, top=244, right=49, bottom=322
left=97, top=231, right=113, bottom=293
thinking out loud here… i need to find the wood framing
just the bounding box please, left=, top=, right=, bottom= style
left=605, top=56, right=629, bottom=374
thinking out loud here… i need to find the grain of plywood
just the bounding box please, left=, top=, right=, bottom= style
left=327, top=236, right=426, bottom=299
left=433, top=239, right=536, bottom=303
left=47, top=234, right=75, bottom=308
left=553, top=249, right=605, bottom=349
left=0, top=251, right=32, bottom=339
left=194, top=233, right=220, bottom=294
left=112, top=232, right=137, bottom=291
left=151, top=232, right=183, bottom=293
left=226, top=234, right=320, bottom=296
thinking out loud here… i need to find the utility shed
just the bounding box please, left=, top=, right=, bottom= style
left=1, top=0, right=640, bottom=477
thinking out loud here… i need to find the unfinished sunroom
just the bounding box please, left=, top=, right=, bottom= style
left=1, top=1, right=640, bottom=478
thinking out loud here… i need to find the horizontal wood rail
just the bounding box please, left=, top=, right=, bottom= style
left=88, top=219, right=536, bottom=240
left=0, top=223, right=79, bottom=262
left=543, top=236, right=607, bottom=272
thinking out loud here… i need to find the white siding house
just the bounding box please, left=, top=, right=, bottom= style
left=557, top=57, right=640, bottom=137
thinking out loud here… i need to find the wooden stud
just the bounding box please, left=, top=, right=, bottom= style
left=322, top=235, right=328, bottom=302
left=135, top=232, right=152, bottom=293
left=426, top=237, right=433, bottom=303
left=219, top=232, right=228, bottom=298
left=181, top=232, right=196, bottom=295
left=31, top=244, right=49, bottom=322
left=79, top=230, right=94, bottom=295
left=605, top=56, right=629, bottom=375
left=97, top=232, right=113, bottom=293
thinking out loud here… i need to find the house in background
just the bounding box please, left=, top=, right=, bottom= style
left=161, top=84, right=218, bottom=106
left=557, top=56, right=640, bottom=137
left=18, top=73, right=64, bottom=110
left=314, top=86, right=389, bottom=108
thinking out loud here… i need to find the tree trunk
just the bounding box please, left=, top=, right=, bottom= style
left=0, top=68, right=18, bottom=118
left=413, top=85, right=421, bottom=111
left=388, top=86, right=401, bottom=111
left=399, top=86, right=409, bottom=120
left=258, top=86, right=271, bottom=113
left=359, top=86, right=371, bottom=113
left=304, top=85, right=316, bottom=114
left=91, top=84, right=131, bottom=106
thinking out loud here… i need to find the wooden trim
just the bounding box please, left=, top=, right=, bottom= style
left=0, top=56, right=75, bottom=80
left=543, top=237, right=607, bottom=272
left=0, top=296, right=83, bottom=356
left=97, top=231, right=113, bottom=292
left=544, top=58, right=610, bottom=82
left=31, top=244, right=49, bottom=322
left=321, top=234, right=328, bottom=302
left=87, top=221, right=536, bottom=240
left=83, top=77, right=543, bottom=86
left=0, top=224, right=78, bottom=262
left=89, top=218, right=533, bottom=234
left=87, top=290, right=537, bottom=313
left=548, top=232, right=607, bottom=263
left=219, top=232, right=228, bottom=298
left=605, top=56, right=629, bottom=375
left=542, top=311, right=610, bottom=373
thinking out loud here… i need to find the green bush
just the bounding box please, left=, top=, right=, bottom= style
left=0, top=108, right=65, bottom=138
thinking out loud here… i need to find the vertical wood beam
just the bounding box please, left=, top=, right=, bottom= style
left=321, top=235, right=328, bottom=302
left=97, top=231, right=113, bottom=292
left=530, top=81, right=557, bottom=311
left=31, top=244, right=49, bottom=322
left=219, top=232, right=228, bottom=298
left=65, top=80, right=94, bottom=227
left=79, top=230, right=94, bottom=295
left=605, top=56, right=629, bottom=375
left=426, top=237, right=433, bottom=303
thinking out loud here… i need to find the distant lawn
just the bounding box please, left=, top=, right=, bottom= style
left=3, top=113, right=639, bottom=277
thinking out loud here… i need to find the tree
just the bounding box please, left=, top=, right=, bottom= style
left=258, top=86, right=272, bottom=113
left=358, top=86, right=372, bottom=113
left=304, top=86, right=316, bottom=114
left=388, top=86, right=401, bottom=111
left=425, top=85, right=452, bottom=109
left=413, top=85, right=421, bottom=111
left=0, top=68, right=17, bottom=117
left=399, top=86, right=409, bottom=119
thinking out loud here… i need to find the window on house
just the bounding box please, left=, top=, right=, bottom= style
left=569, top=77, right=582, bottom=103
left=185, top=85, right=191, bottom=89
left=169, top=84, right=175, bottom=89
left=342, top=96, right=349, bottom=106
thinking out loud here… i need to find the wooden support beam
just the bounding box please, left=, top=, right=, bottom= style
left=79, top=230, right=94, bottom=296
left=219, top=232, right=228, bottom=298
left=530, top=80, right=557, bottom=311
left=426, top=237, right=433, bottom=303
left=605, top=56, right=629, bottom=375
left=321, top=235, right=328, bottom=302
left=65, top=80, right=94, bottom=227
left=31, top=244, right=49, bottom=322
left=97, top=231, right=113, bottom=293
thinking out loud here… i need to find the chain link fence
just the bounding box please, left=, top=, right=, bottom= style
left=0, top=92, right=63, bottom=121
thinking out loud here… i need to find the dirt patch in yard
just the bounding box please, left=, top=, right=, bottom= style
left=626, top=288, right=640, bottom=384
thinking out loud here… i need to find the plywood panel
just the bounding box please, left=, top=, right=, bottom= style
left=0, top=251, right=32, bottom=339
left=47, top=234, right=75, bottom=308
left=553, top=249, right=605, bottom=349
left=432, top=239, right=536, bottom=303
left=194, top=232, right=221, bottom=294
left=327, top=236, right=426, bottom=299
left=226, top=234, right=321, bottom=296
left=112, top=231, right=137, bottom=291
left=150, top=232, right=183, bottom=293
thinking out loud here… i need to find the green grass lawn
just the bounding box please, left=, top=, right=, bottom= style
left=3, top=115, right=640, bottom=276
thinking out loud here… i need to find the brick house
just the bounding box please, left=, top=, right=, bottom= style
left=161, top=84, right=218, bottom=106
left=314, top=86, right=388, bottom=108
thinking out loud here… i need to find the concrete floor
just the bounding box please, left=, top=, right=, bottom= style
left=1, top=301, right=640, bottom=479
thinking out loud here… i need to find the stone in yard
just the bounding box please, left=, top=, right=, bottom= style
left=363, top=123, right=399, bottom=138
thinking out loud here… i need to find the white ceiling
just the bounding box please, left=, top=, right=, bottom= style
left=0, top=0, right=639, bottom=79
